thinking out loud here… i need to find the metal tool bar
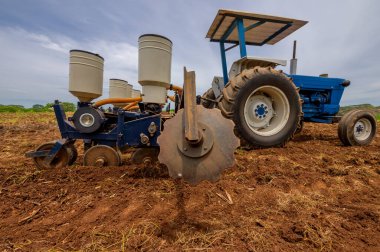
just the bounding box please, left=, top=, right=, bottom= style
left=183, top=67, right=200, bottom=143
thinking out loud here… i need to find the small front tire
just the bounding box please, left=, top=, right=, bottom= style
left=338, top=110, right=377, bottom=146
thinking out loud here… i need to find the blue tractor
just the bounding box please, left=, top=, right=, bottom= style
left=201, top=9, right=376, bottom=148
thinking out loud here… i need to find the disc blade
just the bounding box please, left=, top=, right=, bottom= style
left=158, top=106, right=239, bottom=184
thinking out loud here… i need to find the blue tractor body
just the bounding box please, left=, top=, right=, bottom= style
left=291, top=75, right=346, bottom=123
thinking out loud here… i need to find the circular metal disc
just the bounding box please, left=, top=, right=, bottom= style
left=131, top=148, right=159, bottom=164
left=158, top=106, right=240, bottom=185
left=83, top=145, right=121, bottom=167
left=33, top=142, right=69, bottom=169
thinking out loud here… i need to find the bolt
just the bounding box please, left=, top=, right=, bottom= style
left=257, top=105, right=260, bottom=108
left=178, top=173, right=182, bottom=177
left=263, top=115, right=266, bottom=118
left=183, top=147, right=187, bottom=151
left=264, top=106, right=267, bottom=109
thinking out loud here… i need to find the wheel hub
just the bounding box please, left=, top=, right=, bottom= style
left=246, top=94, right=274, bottom=129
left=354, top=119, right=372, bottom=141
left=95, top=157, right=106, bottom=167
left=177, top=122, right=214, bottom=158
left=243, top=86, right=290, bottom=137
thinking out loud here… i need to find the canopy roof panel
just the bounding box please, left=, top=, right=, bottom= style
left=206, top=9, right=308, bottom=46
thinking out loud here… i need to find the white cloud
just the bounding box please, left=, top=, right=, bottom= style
left=0, top=27, right=140, bottom=107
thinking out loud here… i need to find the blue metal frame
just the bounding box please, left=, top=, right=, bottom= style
left=25, top=139, right=67, bottom=163
left=53, top=102, right=161, bottom=148
left=26, top=102, right=162, bottom=160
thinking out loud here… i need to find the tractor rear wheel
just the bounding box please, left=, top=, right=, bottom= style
left=338, top=110, right=376, bottom=146
left=218, top=67, right=302, bottom=148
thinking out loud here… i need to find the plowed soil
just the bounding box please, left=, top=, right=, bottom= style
left=0, top=112, right=379, bottom=251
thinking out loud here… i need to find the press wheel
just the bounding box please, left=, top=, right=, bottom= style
left=83, top=145, right=121, bottom=167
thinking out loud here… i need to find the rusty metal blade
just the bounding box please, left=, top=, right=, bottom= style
left=158, top=106, right=240, bottom=185
left=183, top=68, right=199, bottom=142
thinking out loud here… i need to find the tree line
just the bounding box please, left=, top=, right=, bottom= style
left=0, top=102, right=76, bottom=112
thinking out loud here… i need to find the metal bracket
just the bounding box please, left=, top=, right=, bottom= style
left=183, top=67, right=201, bottom=143
left=43, top=139, right=67, bottom=165
left=177, top=122, right=214, bottom=158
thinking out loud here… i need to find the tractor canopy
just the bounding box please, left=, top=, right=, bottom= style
left=207, top=9, right=308, bottom=84
left=206, top=9, right=308, bottom=46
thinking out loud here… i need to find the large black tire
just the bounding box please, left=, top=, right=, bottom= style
left=218, top=67, right=302, bottom=148
left=295, top=117, right=304, bottom=135
left=201, top=88, right=216, bottom=109
left=338, top=109, right=360, bottom=145
left=338, top=110, right=377, bottom=146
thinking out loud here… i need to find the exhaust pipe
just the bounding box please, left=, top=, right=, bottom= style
left=290, top=40, right=297, bottom=75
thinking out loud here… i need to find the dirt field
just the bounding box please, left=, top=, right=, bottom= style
left=0, top=112, right=379, bottom=251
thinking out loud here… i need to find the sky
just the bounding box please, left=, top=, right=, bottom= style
left=0, top=0, right=379, bottom=107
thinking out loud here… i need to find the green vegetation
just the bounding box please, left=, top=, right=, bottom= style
left=0, top=102, right=76, bottom=113
left=339, top=104, right=380, bottom=121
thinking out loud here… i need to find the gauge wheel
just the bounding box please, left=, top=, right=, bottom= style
left=218, top=67, right=302, bottom=148
left=33, top=142, right=70, bottom=169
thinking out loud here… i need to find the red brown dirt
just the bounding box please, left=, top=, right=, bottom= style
left=0, top=112, right=379, bottom=251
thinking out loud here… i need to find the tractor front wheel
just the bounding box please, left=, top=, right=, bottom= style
left=218, top=67, right=302, bottom=148
left=338, top=110, right=377, bottom=146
